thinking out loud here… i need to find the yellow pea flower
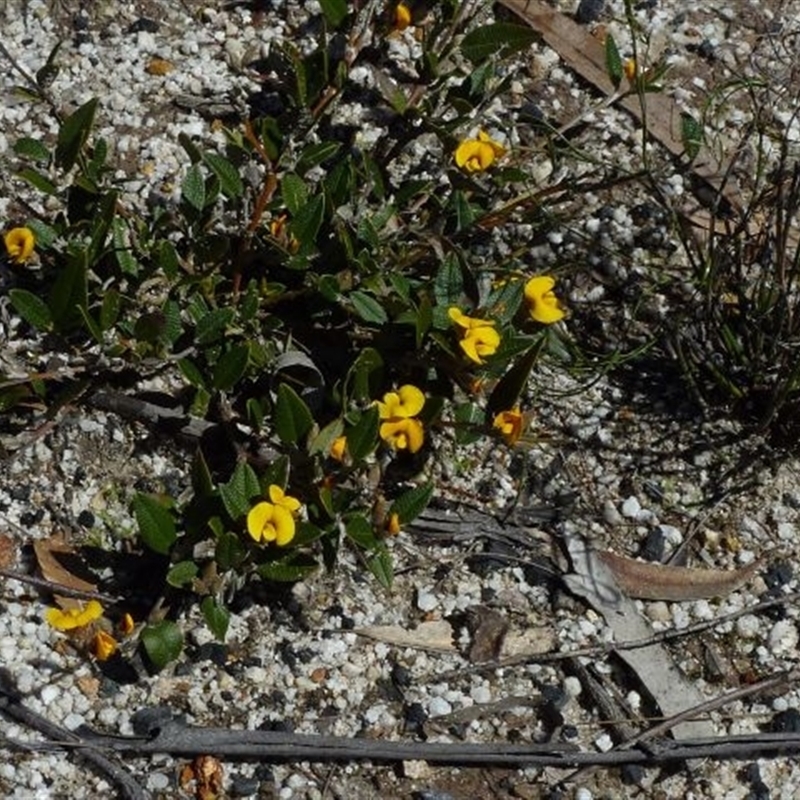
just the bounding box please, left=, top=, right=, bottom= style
left=624, top=58, right=637, bottom=83
left=394, top=2, right=412, bottom=30
left=493, top=408, right=525, bottom=445
left=448, top=307, right=501, bottom=364
left=119, top=613, right=136, bottom=636
left=329, top=435, right=347, bottom=462
left=376, top=385, right=426, bottom=453
left=4, top=227, right=35, bottom=264
left=379, top=417, right=425, bottom=453
left=454, top=130, right=506, bottom=173
left=386, top=512, right=401, bottom=536
left=45, top=600, right=104, bottom=631
left=247, top=501, right=296, bottom=546
left=377, top=384, right=425, bottom=420
left=524, top=276, right=565, bottom=324
left=92, top=631, right=118, bottom=661
left=270, top=213, right=300, bottom=254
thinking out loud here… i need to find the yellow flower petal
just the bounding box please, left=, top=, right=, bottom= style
left=246, top=501, right=296, bottom=545
left=493, top=408, right=524, bottom=445
left=330, top=435, right=347, bottom=462
left=45, top=600, right=104, bottom=631
left=119, top=613, right=135, bottom=636
left=271, top=504, right=296, bottom=546
left=247, top=502, right=274, bottom=542
left=377, top=385, right=425, bottom=419
left=268, top=484, right=301, bottom=514
left=447, top=307, right=497, bottom=331
left=386, top=512, right=401, bottom=536
left=93, top=631, right=117, bottom=661
left=453, top=131, right=506, bottom=172
left=379, top=417, right=425, bottom=453
left=4, top=227, right=35, bottom=264
left=395, top=2, right=412, bottom=30
left=458, top=325, right=501, bottom=364
left=524, top=275, right=565, bottom=324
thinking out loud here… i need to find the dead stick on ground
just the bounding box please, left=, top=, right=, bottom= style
left=0, top=670, right=150, bottom=800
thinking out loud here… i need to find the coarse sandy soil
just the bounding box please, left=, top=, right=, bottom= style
left=2, top=1, right=800, bottom=799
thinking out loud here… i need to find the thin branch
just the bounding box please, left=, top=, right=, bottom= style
left=0, top=671, right=150, bottom=800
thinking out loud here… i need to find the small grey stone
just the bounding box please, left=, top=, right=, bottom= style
left=621, top=496, right=641, bottom=518
left=603, top=499, right=622, bottom=525
left=428, top=697, right=452, bottom=717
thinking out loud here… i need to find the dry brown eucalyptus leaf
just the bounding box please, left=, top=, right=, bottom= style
left=464, top=605, right=509, bottom=662
left=32, top=533, right=97, bottom=608
left=598, top=549, right=764, bottom=601
left=0, top=533, right=17, bottom=569
left=355, top=620, right=456, bottom=653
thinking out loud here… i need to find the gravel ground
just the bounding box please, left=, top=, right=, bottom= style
left=2, top=1, right=800, bottom=798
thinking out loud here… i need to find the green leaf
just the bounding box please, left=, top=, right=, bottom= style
left=274, top=383, right=314, bottom=445
left=141, top=620, right=183, bottom=671
left=345, top=347, right=384, bottom=402
left=166, top=560, right=199, bottom=588
left=201, top=596, right=230, bottom=641
left=366, top=544, right=393, bottom=589
left=486, top=340, right=543, bottom=418
left=460, top=23, right=538, bottom=65
left=86, top=189, right=117, bottom=265
left=453, top=190, right=476, bottom=231
left=26, top=219, right=58, bottom=248
left=681, top=112, right=703, bottom=161
left=156, top=239, right=181, bottom=280
left=8, top=289, right=52, bottom=331
left=213, top=344, right=250, bottom=391
left=219, top=460, right=262, bottom=521
left=486, top=276, right=524, bottom=325
left=605, top=33, right=623, bottom=90
left=415, top=294, right=433, bottom=349
left=133, top=493, right=177, bottom=555
left=309, top=417, right=345, bottom=457
left=350, top=290, right=388, bottom=324
left=78, top=306, right=104, bottom=344
left=112, top=217, right=138, bottom=276
left=453, top=402, right=485, bottom=445
left=345, top=405, right=379, bottom=462
left=163, top=299, right=183, bottom=344
left=14, top=136, right=50, bottom=163
left=182, top=163, right=206, bottom=211
left=257, top=552, right=319, bottom=582
left=216, top=531, right=247, bottom=571
left=281, top=172, right=307, bottom=216
left=202, top=152, right=244, bottom=198
left=49, top=250, right=87, bottom=330
left=178, top=358, right=207, bottom=389
left=55, top=97, right=98, bottom=171
left=195, top=308, right=235, bottom=345
left=344, top=514, right=379, bottom=549
left=191, top=449, right=215, bottom=498
left=18, top=167, right=57, bottom=195
left=389, top=482, right=434, bottom=524
left=434, top=255, right=464, bottom=307
left=261, top=455, right=290, bottom=493
left=319, top=0, right=347, bottom=27
left=99, top=288, right=121, bottom=331
left=36, top=40, right=62, bottom=90
left=292, top=521, right=326, bottom=547
left=289, top=194, right=325, bottom=251
left=296, top=141, right=342, bottom=175
left=324, top=159, right=353, bottom=208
